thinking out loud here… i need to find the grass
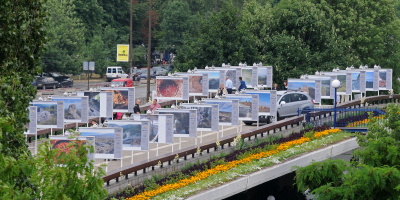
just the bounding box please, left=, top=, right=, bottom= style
left=152, top=131, right=354, bottom=199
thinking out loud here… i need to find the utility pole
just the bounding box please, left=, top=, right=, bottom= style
left=129, top=0, right=134, bottom=79
left=146, top=0, right=152, bottom=101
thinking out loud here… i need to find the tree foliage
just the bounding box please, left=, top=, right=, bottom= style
left=0, top=0, right=46, bottom=158
left=295, top=104, right=400, bottom=199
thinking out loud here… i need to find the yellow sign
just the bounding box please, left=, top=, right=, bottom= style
left=117, top=44, right=129, bottom=62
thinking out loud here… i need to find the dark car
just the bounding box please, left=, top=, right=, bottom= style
left=35, top=77, right=58, bottom=89
left=48, top=72, right=73, bottom=88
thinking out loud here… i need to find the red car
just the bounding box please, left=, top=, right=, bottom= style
left=110, top=78, right=133, bottom=87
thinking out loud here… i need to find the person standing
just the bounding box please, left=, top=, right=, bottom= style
left=134, top=99, right=141, bottom=114
left=283, top=80, right=288, bottom=90
left=238, top=77, right=247, bottom=92
left=225, top=76, right=233, bottom=94
left=149, top=99, right=161, bottom=114
left=273, top=83, right=280, bottom=90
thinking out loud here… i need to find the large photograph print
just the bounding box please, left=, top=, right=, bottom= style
left=225, top=69, right=238, bottom=89
left=78, top=92, right=100, bottom=116
left=323, top=72, right=347, bottom=95
left=79, top=127, right=123, bottom=159
left=131, top=114, right=173, bottom=143
left=379, top=70, right=387, bottom=89
left=182, top=104, right=218, bottom=131
left=107, top=121, right=149, bottom=151
left=177, top=73, right=208, bottom=96
left=103, top=88, right=128, bottom=110
left=156, top=77, right=189, bottom=100
left=157, top=109, right=197, bottom=137
left=49, top=136, right=94, bottom=162
left=241, top=68, right=252, bottom=88
left=288, top=79, right=316, bottom=99
left=197, top=70, right=220, bottom=92
left=51, top=96, right=88, bottom=123
left=246, top=91, right=271, bottom=115
left=307, top=75, right=332, bottom=99
left=204, top=99, right=239, bottom=126
left=30, top=102, right=58, bottom=128
left=226, top=95, right=253, bottom=120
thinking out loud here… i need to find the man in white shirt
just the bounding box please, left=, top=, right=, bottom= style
left=225, top=76, right=233, bottom=94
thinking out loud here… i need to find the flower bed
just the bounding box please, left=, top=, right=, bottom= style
left=107, top=125, right=353, bottom=200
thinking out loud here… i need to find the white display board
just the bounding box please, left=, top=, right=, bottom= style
left=101, top=87, right=135, bottom=113
left=30, top=101, right=64, bottom=128
left=130, top=114, right=174, bottom=143
left=182, top=103, right=219, bottom=131
left=156, top=77, right=189, bottom=100
left=203, top=99, right=240, bottom=126
left=157, top=108, right=197, bottom=137
left=107, top=120, right=150, bottom=151
left=78, top=127, right=123, bottom=159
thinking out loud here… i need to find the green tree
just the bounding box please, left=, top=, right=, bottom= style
left=42, top=0, right=86, bottom=75
left=295, top=104, right=400, bottom=199
left=174, top=2, right=259, bottom=71
left=0, top=0, right=47, bottom=158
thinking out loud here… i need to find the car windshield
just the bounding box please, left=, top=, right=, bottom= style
left=111, top=81, right=125, bottom=87
left=37, top=77, right=46, bottom=81
left=50, top=73, right=59, bottom=78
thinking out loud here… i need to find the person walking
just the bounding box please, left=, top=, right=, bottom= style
left=134, top=99, right=141, bottom=114
left=149, top=99, right=161, bottom=114
left=238, top=77, right=247, bottom=92
left=225, top=76, right=233, bottom=94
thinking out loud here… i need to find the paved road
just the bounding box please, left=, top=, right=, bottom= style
left=38, top=80, right=156, bottom=100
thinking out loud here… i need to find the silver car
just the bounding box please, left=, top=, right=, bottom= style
left=277, top=91, right=314, bottom=120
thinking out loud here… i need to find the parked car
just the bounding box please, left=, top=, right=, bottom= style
left=106, top=66, right=128, bottom=82
left=48, top=72, right=73, bottom=88
left=139, top=68, right=156, bottom=80
left=110, top=78, right=133, bottom=87
left=35, top=77, right=59, bottom=89
left=276, top=91, right=314, bottom=120
left=243, top=91, right=314, bottom=125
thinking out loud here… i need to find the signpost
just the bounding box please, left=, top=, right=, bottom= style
left=83, top=61, right=95, bottom=90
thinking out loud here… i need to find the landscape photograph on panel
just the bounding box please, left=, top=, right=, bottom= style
left=79, top=127, right=122, bottom=159
left=49, top=136, right=94, bottom=162
left=177, top=73, right=208, bottom=96
left=245, top=91, right=272, bottom=115
left=241, top=68, right=253, bottom=88
left=157, top=109, right=196, bottom=137
left=204, top=99, right=238, bottom=126
left=182, top=104, right=216, bottom=131
left=288, top=79, right=316, bottom=99
left=51, top=96, right=87, bottom=123
left=197, top=70, right=220, bottom=91
left=226, top=95, right=253, bottom=120
left=78, top=92, right=100, bottom=116
left=30, top=101, right=59, bottom=128
left=130, top=114, right=173, bottom=143
left=157, top=77, right=183, bottom=98
left=257, top=67, right=270, bottom=87
left=106, top=120, right=149, bottom=151
left=322, top=72, right=347, bottom=94
left=307, top=75, right=332, bottom=99
left=101, top=87, right=134, bottom=112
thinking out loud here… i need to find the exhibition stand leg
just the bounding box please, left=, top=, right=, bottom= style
left=131, top=151, right=134, bottom=164
left=200, top=131, right=203, bottom=144
left=378, top=90, right=380, bottom=96
left=221, top=125, right=224, bottom=138
left=106, top=159, right=108, bottom=172
left=156, top=143, right=159, bottom=157
left=179, top=137, right=182, bottom=150
left=257, top=119, right=259, bottom=129
left=147, top=151, right=150, bottom=161
left=121, top=157, right=123, bottom=168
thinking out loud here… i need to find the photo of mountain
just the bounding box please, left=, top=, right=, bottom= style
left=84, top=92, right=100, bottom=116
left=108, top=122, right=142, bottom=148
left=79, top=130, right=115, bottom=155
left=186, top=106, right=212, bottom=129
left=31, top=103, right=57, bottom=125
left=288, top=81, right=316, bottom=99
left=226, top=96, right=252, bottom=119
left=53, top=98, right=82, bottom=120
left=352, top=72, right=360, bottom=91
left=247, top=92, right=270, bottom=112
left=205, top=100, right=232, bottom=123
left=158, top=111, right=190, bottom=135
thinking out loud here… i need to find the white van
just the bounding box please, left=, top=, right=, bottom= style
left=106, top=66, right=128, bottom=82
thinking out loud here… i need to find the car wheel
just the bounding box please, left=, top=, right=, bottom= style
left=244, top=122, right=253, bottom=125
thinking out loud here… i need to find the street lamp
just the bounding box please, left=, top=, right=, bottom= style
left=331, top=79, right=341, bottom=128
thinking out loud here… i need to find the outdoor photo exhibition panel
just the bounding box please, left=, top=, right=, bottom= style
left=101, top=87, right=135, bottom=113
left=203, top=99, right=239, bottom=126
left=130, top=114, right=174, bottom=143
left=25, top=106, right=37, bottom=135
left=196, top=70, right=225, bottom=92
left=107, top=120, right=150, bottom=151
left=216, top=68, right=239, bottom=90
left=49, top=136, right=95, bottom=162
left=77, top=91, right=113, bottom=118
left=225, top=94, right=259, bottom=121
left=245, top=90, right=277, bottom=117
left=78, top=127, right=123, bottom=159
left=157, top=108, right=197, bottom=138
left=176, top=73, right=209, bottom=96
left=340, top=70, right=361, bottom=93
left=362, top=69, right=379, bottom=91
left=51, top=96, right=89, bottom=123
left=156, top=76, right=189, bottom=100
left=30, top=101, right=64, bottom=128
left=181, top=103, right=219, bottom=132
left=240, top=67, right=258, bottom=88
left=306, top=75, right=335, bottom=99
left=257, top=66, right=273, bottom=88
left=322, top=72, right=349, bottom=95
left=288, top=79, right=322, bottom=103
left=376, top=69, right=392, bottom=90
